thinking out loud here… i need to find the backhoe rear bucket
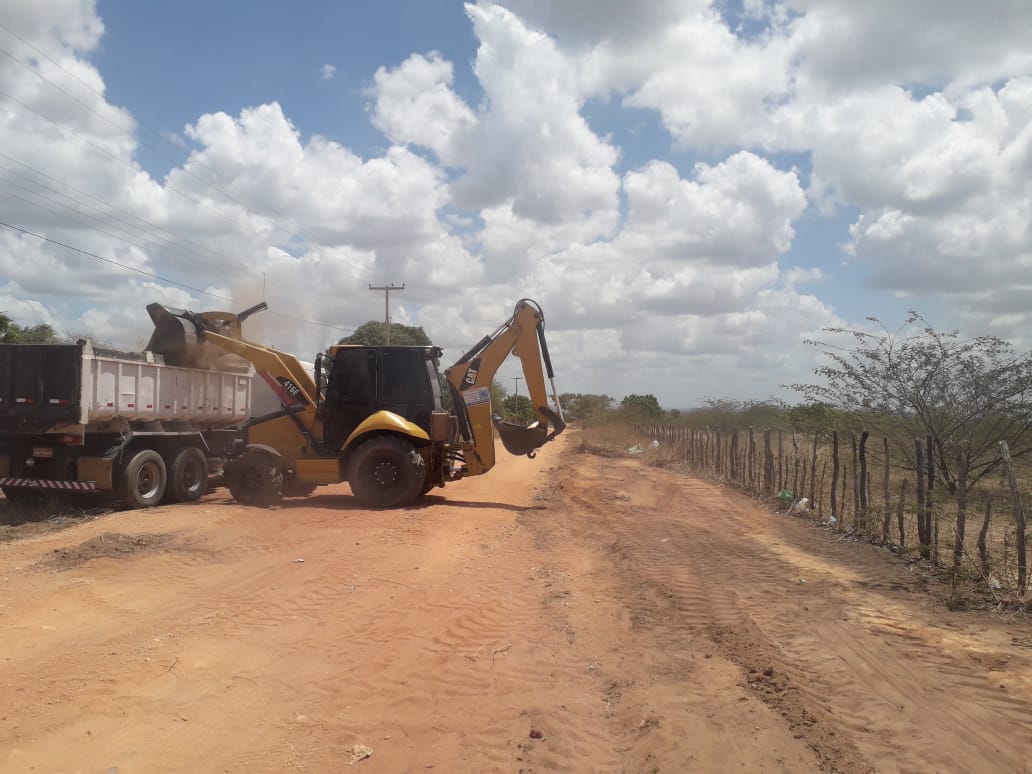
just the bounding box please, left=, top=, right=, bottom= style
left=493, top=406, right=566, bottom=457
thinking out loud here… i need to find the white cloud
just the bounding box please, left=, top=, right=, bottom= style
left=320, top=64, right=337, bottom=81
left=5, top=0, right=1031, bottom=407
left=370, top=52, right=477, bottom=165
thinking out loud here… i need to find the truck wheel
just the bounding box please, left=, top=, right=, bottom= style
left=347, top=436, right=425, bottom=508
left=119, top=450, right=167, bottom=509
left=225, top=449, right=283, bottom=506
left=2, top=486, right=44, bottom=507
left=165, top=447, right=209, bottom=503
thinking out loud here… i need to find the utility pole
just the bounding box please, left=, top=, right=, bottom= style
left=511, top=375, right=522, bottom=422
left=368, top=283, right=405, bottom=345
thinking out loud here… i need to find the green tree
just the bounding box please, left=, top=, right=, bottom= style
left=620, top=393, right=663, bottom=419
left=0, top=312, right=58, bottom=344
left=788, top=310, right=1032, bottom=490
left=489, top=378, right=507, bottom=410
left=502, top=394, right=534, bottom=423
left=559, top=393, right=614, bottom=422
left=339, top=320, right=431, bottom=346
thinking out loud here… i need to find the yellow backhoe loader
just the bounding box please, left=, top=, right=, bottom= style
left=145, top=298, right=565, bottom=508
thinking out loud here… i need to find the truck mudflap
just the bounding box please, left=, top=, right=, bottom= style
left=0, top=477, right=98, bottom=492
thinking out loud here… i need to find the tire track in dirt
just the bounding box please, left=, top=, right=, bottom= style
left=540, top=451, right=1032, bottom=774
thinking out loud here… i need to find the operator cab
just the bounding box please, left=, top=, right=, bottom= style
left=317, top=346, right=445, bottom=450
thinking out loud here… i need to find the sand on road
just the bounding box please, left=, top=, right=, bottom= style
left=1, top=433, right=1030, bottom=773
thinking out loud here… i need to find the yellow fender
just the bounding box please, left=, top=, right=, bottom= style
left=341, top=410, right=430, bottom=451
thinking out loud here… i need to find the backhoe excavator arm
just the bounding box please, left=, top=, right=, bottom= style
left=444, top=299, right=565, bottom=476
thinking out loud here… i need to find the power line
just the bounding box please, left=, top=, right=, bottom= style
left=0, top=154, right=251, bottom=272
left=0, top=218, right=229, bottom=298
left=0, top=220, right=353, bottom=334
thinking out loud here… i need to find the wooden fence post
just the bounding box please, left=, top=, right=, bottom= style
left=953, top=446, right=968, bottom=572
left=927, top=435, right=935, bottom=493
left=777, top=429, right=784, bottom=493
left=748, top=427, right=756, bottom=491
left=858, top=431, right=870, bottom=529
left=817, top=461, right=828, bottom=516
left=999, top=440, right=1028, bottom=595
left=730, top=429, right=740, bottom=484
left=897, top=479, right=909, bottom=547
left=763, top=429, right=774, bottom=496
left=850, top=432, right=859, bottom=528
left=791, top=431, right=800, bottom=499
left=915, top=439, right=929, bottom=559
left=881, top=436, right=890, bottom=543
left=831, top=431, right=840, bottom=519
left=809, top=434, right=819, bottom=503
left=978, top=497, right=992, bottom=586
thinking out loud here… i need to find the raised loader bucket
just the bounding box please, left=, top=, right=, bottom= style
left=144, top=304, right=201, bottom=366
left=493, top=406, right=566, bottom=458
left=144, top=301, right=268, bottom=368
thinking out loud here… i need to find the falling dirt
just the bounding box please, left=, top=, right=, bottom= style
left=1, top=432, right=1030, bottom=773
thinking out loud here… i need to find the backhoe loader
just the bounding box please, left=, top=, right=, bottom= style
left=145, top=298, right=565, bottom=508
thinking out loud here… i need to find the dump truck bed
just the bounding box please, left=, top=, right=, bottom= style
left=0, top=340, right=253, bottom=435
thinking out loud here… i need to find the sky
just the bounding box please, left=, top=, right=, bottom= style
left=1, top=0, right=1031, bottom=409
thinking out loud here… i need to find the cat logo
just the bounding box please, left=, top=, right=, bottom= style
left=463, top=357, right=482, bottom=388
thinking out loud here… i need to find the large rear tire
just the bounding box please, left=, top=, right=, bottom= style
left=225, top=449, right=283, bottom=507
left=347, top=436, right=425, bottom=508
left=165, top=446, right=209, bottom=503
left=119, top=449, right=167, bottom=509
left=1, top=486, right=44, bottom=507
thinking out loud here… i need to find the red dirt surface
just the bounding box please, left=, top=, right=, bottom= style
left=1, top=433, right=1030, bottom=772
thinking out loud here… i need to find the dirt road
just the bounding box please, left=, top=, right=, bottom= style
left=2, top=433, right=1030, bottom=773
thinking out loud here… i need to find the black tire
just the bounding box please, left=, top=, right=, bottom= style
left=165, top=446, right=209, bottom=503
left=347, top=436, right=425, bottom=508
left=282, top=479, right=319, bottom=498
left=225, top=449, right=283, bottom=507
left=2, top=486, right=45, bottom=507
left=119, top=449, right=167, bottom=509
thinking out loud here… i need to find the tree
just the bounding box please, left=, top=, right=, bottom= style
left=620, top=393, right=663, bottom=419
left=489, top=378, right=508, bottom=410
left=788, top=311, right=1032, bottom=491
left=686, top=398, right=787, bottom=429
left=0, top=312, right=58, bottom=344
left=339, top=320, right=431, bottom=347
left=502, top=394, right=534, bottom=424
left=558, top=393, right=614, bottom=422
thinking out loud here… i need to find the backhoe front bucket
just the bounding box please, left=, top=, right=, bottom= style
left=145, top=304, right=201, bottom=366
left=493, top=406, right=566, bottom=458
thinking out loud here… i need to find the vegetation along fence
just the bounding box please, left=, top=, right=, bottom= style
left=639, top=424, right=1030, bottom=601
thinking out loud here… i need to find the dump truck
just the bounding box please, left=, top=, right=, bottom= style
left=0, top=303, right=267, bottom=509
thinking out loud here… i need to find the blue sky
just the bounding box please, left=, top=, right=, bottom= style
left=2, top=1, right=1031, bottom=407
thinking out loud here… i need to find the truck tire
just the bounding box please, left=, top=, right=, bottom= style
left=347, top=436, right=425, bottom=508
left=2, top=486, right=44, bottom=507
left=119, top=449, right=167, bottom=509
left=165, top=447, right=209, bottom=503
left=225, top=449, right=283, bottom=507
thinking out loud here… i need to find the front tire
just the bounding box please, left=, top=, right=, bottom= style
left=165, top=447, right=209, bottom=503
left=225, top=449, right=283, bottom=506
left=347, top=436, right=425, bottom=508
left=119, top=449, right=167, bottom=509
